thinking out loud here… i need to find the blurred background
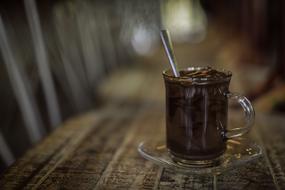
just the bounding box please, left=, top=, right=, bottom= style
left=0, top=0, right=285, bottom=172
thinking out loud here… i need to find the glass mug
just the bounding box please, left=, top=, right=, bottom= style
left=163, top=67, right=255, bottom=167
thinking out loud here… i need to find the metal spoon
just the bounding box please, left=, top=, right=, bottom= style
left=160, top=29, right=180, bottom=77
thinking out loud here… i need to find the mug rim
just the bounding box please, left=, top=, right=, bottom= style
left=163, top=66, right=232, bottom=85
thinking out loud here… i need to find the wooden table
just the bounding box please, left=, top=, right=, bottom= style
left=1, top=67, right=285, bottom=189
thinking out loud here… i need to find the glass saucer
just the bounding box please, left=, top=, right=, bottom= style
left=138, top=138, right=263, bottom=175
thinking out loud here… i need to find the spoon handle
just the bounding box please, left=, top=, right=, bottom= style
left=160, top=30, right=180, bottom=77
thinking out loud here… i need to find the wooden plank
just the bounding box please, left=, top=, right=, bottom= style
left=94, top=106, right=164, bottom=190
left=1, top=105, right=283, bottom=190
left=33, top=104, right=144, bottom=189
left=158, top=169, right=213, bottom=190
left=216, top=160, right=276, bottom=190
left=0, top=104, right=136, bottom=189
left=3, top=107, right=279, bottom=190
left=0, top=111, right=104, bottom=189
left=1, top=106, right=283, bottom=189
left=256, top=114, right=285, bottom=189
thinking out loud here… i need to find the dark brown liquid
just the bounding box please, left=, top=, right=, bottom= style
left=179, top=67, right=228, bottom=80
left=164, top=68, right=230, bottom=160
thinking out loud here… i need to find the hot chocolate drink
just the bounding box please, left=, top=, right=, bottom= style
left=163, top=67, right=231, bottom=163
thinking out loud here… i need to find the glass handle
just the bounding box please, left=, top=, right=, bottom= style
left=225, top=92, right=255, bottom=139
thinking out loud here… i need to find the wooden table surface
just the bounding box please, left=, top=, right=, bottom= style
left=1, top=67, right=285, bottom=190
